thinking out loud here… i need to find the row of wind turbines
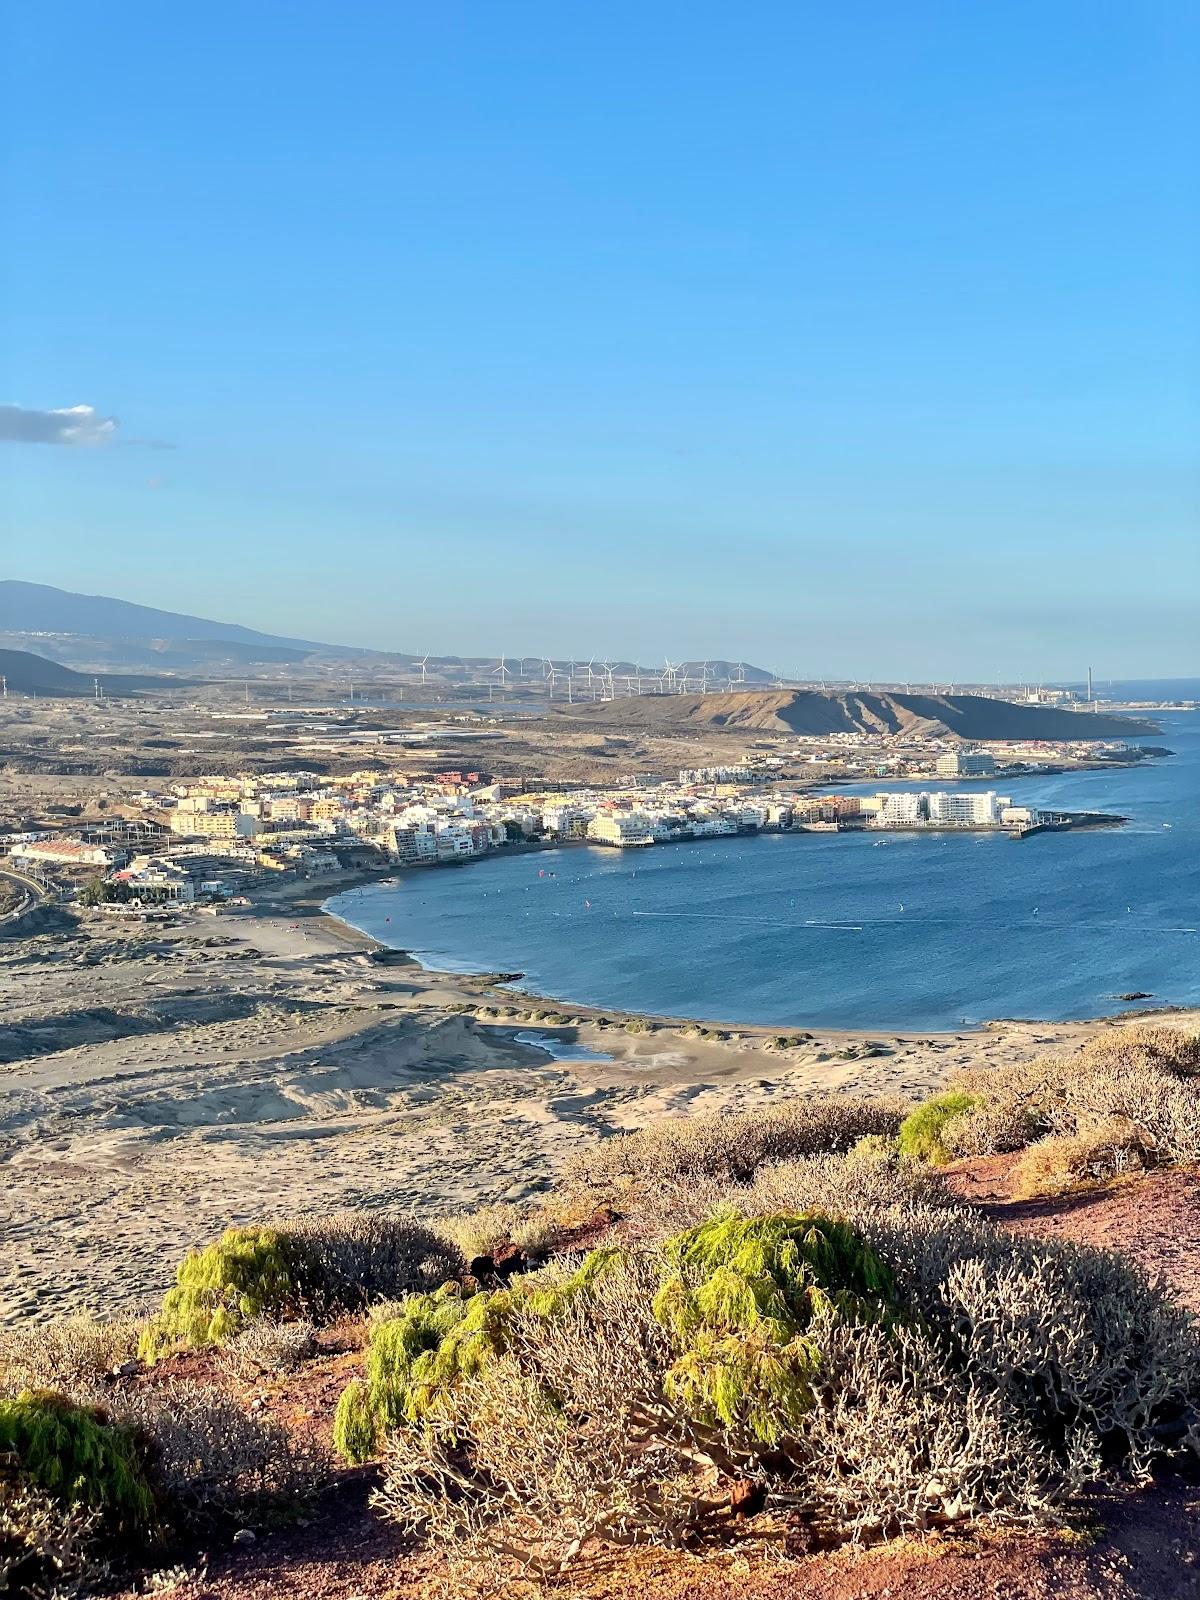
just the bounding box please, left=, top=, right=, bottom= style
left=413, top=654, right=757, bottom=700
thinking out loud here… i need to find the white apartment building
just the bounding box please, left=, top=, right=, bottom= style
left=587, top=813, right=660, bottom=846
left=936, top=751, right=997, bottom=777
left=927, top=791, right=1004, bottom=826
left=543, top=807, right=591, bottom=838
left=118, top=857, right=197, bottom=902
left=875, top=792, right=926, bottom=826
left=388, top=825, right=439, bottom=864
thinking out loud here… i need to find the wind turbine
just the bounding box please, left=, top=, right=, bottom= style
left=491, top=656, right=512, bottom=690
left=418, top=654, right=432, bottom=685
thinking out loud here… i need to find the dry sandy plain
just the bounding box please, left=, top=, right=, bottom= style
left=4, top=872, right=1193, bottom=1324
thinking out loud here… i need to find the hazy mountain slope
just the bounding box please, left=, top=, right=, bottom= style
left=0, top=581, right=324, bottom=651
left=0, top=648, right=186, bottom=696
left=553, top=688, right=1159, bottom=740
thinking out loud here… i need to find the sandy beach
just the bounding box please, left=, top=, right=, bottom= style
left=4, top=872, right=1194, bottom=1324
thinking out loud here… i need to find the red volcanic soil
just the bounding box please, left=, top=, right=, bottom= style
left=943, top=1157, right=1200, bottom=1314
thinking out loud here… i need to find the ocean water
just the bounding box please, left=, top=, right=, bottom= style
left=328, top=713, right=1200, bottom=1031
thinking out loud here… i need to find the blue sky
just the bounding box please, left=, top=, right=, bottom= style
left=2, top=2, right=1197, bottom=679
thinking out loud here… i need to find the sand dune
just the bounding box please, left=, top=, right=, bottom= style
left=3, top=892, right=1189, bottom=1323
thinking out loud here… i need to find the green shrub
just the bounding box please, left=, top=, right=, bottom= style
left=896, top=1091, right=979, bottom=1164
left=0, top=1392, right=155, bottom=1537
left=334, top=1254, right=625, bottom=1463
left=139, top=1227, right=298, bottom=1360
left=653, top=1213, right=895, bottom=1442
left=141, top=1214, right=463, bottom=1360
left=338, top=1213, right=893, bottom=1464
left=624, top=1018, right=649, bottom=1035
left=334, top=1289, right=470, bottom=1462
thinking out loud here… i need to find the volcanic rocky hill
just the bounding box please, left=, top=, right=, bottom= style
left=552, top=688, right=1159, bottom=741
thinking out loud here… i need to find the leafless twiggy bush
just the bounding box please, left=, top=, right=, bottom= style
left=0, top=1314, right=144, bottom=1397
left=944, top=1025, right=1200, bottom=1167
left=621, top=1149, right=948, bottom=1244
left=783, top=1314, right=1067, bottom=1538
left=0, top=1470, right=108, bottom=1599
left=563, top=1097, right=908, bottom=1200
left=1013, top=1121, right=1155, bottom=1198
left=284, top=1210, right=463, bottom=1313
left=112, top=1379, right=330, bottom=1529
left=216, top=1317, right=317, bottom=1380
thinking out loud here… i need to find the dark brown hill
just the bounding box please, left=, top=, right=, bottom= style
left=551, top=688, right=1159, bottom=741
left=0, top=648, right=188, bottom=696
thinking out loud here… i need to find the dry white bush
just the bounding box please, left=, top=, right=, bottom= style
left=0, top=1314, right=143, bottom=1396
left=1013, top=1121, right=1154, bottom=1197
left=284, top=1210, right=463, bottom=1313
left=440, top=1200, right=569, bottom=1263
left=945, top=1026, right=1200, bottom=1166
left=784, top=1314, right=1067, bottom=1538
left=112, top=1379, right=329, bottom=1528
left=619, top=1149, right=948, bottom=1244
left=217, top=1317, right=316, bottom=1380
left=941, top=1097, right=1043, bottom=1159
left=0, top=1472, right=107, bottom=1599
left=563, top=1097, right=908, bottom=1198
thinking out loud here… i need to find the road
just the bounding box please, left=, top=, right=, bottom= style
left=0, top=863, right=55, bottom=923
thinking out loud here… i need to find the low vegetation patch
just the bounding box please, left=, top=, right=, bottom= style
left=0, top=1471, right=107, bottom=1599
left=217, top=1317, right=317, bottom=1380
left=900, top=1025, right=1200, bottom=1190
left=0, top=1313, right=142, bottom=1393
left=440, top=1195, right=593, bottom=1264
left=563, top=1096, right=907, bottom=1199
left=896, top=1091, right=979, bottom=1164
left=113, top=1379, right=329, bottom=1531
left=140, top=1213, right=461, bottom=1359
left=1012, top=1122, right=1155, bottom=1199
left=333, top=1132, right=1200, bottom=1591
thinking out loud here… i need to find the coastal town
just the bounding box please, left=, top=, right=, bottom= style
left=2, top=740, right=1118, bottom=909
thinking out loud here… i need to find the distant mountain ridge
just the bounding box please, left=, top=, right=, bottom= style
left=554, top=688, right=1160, bottom=741
left=0, top=581, right=324, bottom=652
left=0, top=582, right=777, bottom=681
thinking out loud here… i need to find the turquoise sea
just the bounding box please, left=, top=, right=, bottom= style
left=327, top=712, right=1200, bottom=1032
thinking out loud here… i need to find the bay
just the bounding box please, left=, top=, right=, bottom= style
left=327, top=712, right=1200, bottom=1031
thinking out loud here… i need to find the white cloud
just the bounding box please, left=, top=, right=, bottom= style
left=0, top=403, right=120, bottom=445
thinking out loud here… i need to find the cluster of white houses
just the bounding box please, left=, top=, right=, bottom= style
left=2, top=767, right=1047, bottom=904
